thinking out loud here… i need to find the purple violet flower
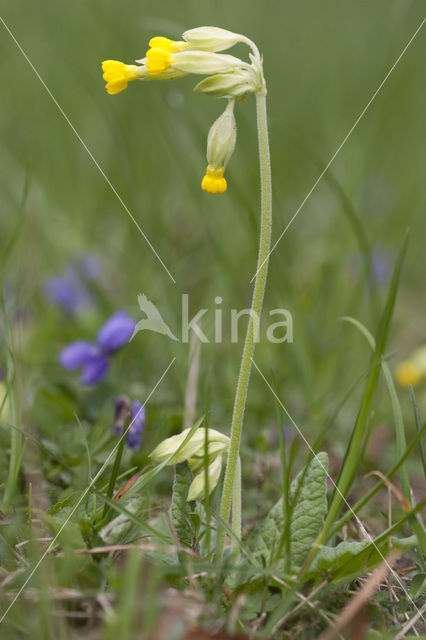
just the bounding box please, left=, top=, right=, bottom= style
left=114, top=396, right=145, bottom=449
left=44, top=269, right=92, bottom=314
left=59, top=311, right=136, bottom=385
left=44, top=255, right=102, bottom=315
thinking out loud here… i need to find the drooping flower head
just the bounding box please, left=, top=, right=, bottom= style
left=60, top=310, right=136, bottom=385
left=101, top=27, right=265, bottom=194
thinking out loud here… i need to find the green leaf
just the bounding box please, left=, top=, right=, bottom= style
left=306, top=535, right=417, bottom=584
left=410, top=573, right=426, bottom=599
left=289, top=452, right=328, bottom=568
left=247, top=452, right=328, bottom=570
left=99, top=495, right=148, bottom=545
left=170, top=464, right=195, bottom=548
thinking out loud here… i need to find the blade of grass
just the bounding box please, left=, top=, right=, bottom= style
left=339, top=315, right=411, bottom=501
left=102, top=421, right=127, bottom=521
left=1, top=287, right=21, bottom=514
left=271, top=371, right=290, bottom=570
left=409, top=386, right=426, bottom=480
left=330, top=420, right=426, bottom=536
left=300, top=232, right=409, bottom=576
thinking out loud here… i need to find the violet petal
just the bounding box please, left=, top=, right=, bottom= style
left=81, top=355, right=110, bottom=385
left=60, top=341, right=97, bottom=370
left=96, top=310, right=136, bottom=353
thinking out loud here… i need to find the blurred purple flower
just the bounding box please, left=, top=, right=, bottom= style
left=59, top=311, right=136, bottom=385
left=44, top=255, right=102, bottom=314
left=114, top=396, right=145, bottom=449
left=97, top=311, right=136, bottom=351
left=371, top=247, right=391, bottom=286
left=72, top=255, right=101, bottom=281
left=44, top=269, right=91, bottom=314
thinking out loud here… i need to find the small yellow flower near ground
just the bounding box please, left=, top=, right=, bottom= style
left=395, top=360, right=421, bottom=388
left=102, top=60, right=139, bottom=95
left=201, top=164, right=227, bottom=194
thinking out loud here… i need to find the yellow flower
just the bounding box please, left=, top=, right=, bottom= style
left=395, top=360, right=421, bottom=388
left=145, top=48, right=174, bottom=75
left=201, top=164, right=227, bottom=194
left=148, top=36, right=188, bottom=53
left=102, top=60, right=139, bottom=95
left=145, top=36, right=188, bottom=76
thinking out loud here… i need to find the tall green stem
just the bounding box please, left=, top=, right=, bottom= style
left=217, top=90, right=272, bottom=560
left=231, top=456, right=242, bottom=562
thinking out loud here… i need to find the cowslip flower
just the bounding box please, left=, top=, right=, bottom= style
left=150, top=426, right=229, bottom=501
left=60, top=310, right=136, bottom=385
left=101, top=27, right=264, bottom=194
left=114, top=396, right=145, bottom=449
left=201, top=99, right=236, bottom=194
left=395, top=345, right=426, bottom=388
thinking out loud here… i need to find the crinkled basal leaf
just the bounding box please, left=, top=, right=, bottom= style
left=289, top=451, right=328, bottom=568
left=170, top=464, right=195, bottom=547
left=248, top=452, right=328, bottom=569
left=247, top=495, right=286, bottom=563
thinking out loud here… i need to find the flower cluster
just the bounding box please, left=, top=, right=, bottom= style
left=150, top=426, right=230, bottom=501
left=395, top=345, right=426, bottom=388
left=101, top=27, right=265, bottom=194
left=59, top=310, right=136, bottom=385
left=114, top=396, right=145, bottom=450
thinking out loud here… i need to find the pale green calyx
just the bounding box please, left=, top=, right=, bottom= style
left=150, top=427, right=229, bottom=465
left=206, top=100, right=237, bottom=169
left=171, top=50, right=249, bottom=76
left=187, top=455, right=224, bottom=501
left=182, top=27, right=247, bottom=52
left=150, top=426, right=229, bottom=502
left=194, top=68, right=258, bottom=99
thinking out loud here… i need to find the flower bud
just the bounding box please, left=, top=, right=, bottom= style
left=171, top=50, right=247, bottom=75
left=150, top=427, right=229, bottom=465
left=187, top=455, right=223, bottom=501
left=206, top=100, right=237, bottom=169
left=187, top=440, right=229, bottom=472
left=194, top=69, right=257, bottom=99
left=182, top=27, right=244, bottom=52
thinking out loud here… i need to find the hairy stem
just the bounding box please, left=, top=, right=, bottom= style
left=231, top=456, right=242, bottom=562
left=216, top=89, right=272, bottom=560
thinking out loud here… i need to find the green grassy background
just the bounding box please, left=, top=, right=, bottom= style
left=0, top=1, right=425, bottom=636
left=2, top=0, right=426, bottom=442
